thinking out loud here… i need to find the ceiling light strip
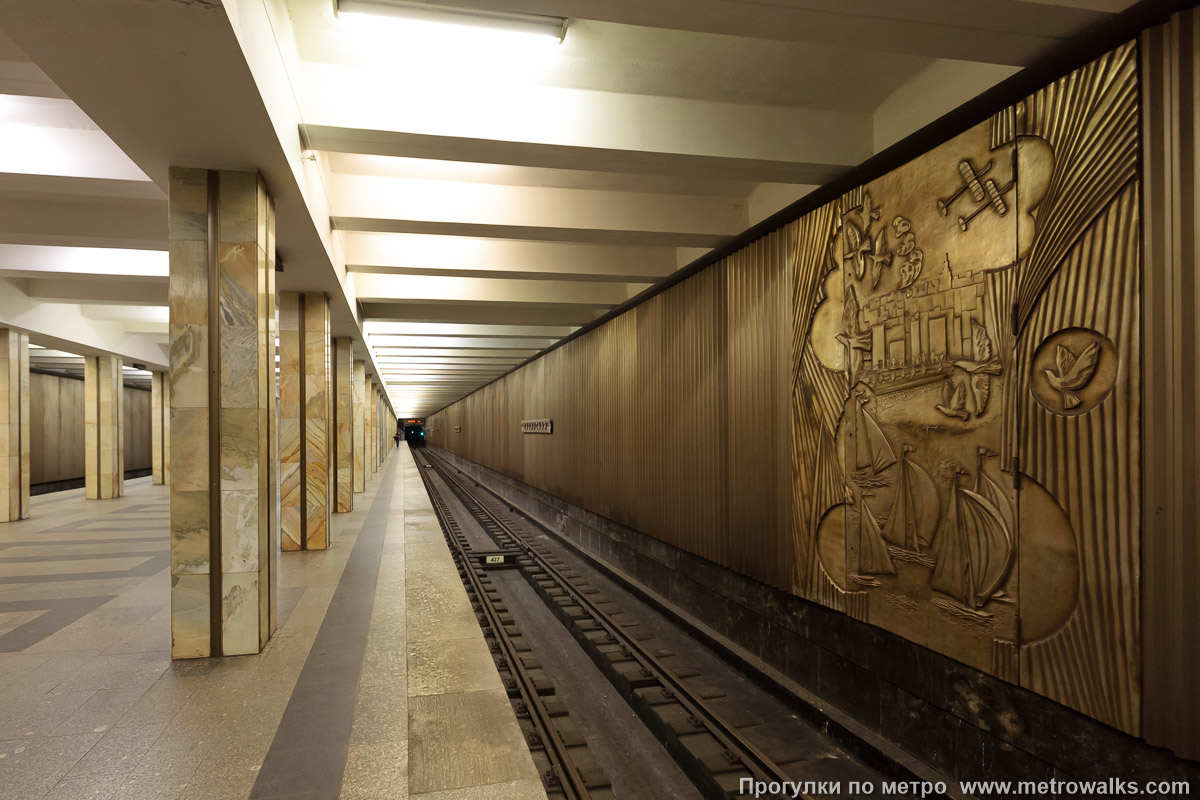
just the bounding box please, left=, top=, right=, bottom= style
left=336, top=0, right=567, bottom=41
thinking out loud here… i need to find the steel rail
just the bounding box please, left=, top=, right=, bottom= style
left=414, top=450, right=596, bottom=800
left=422, top=449, right=809, bottom=800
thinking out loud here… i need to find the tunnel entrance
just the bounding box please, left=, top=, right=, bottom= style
left=402, top=418, right=425, bottom=446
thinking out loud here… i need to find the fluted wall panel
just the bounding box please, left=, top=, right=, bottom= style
left=1141, top=5, right=1200, bottom=761
left=430, top=233, right=793, bottom=589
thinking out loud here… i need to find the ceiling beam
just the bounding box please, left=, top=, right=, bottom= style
left=0, top=172, right=164, bottom=202
left=369, top=335, right=557, bottom=349
left=328, top=173, right=748, bottom=240
left=364, top=322, right=577, bottom=337
left=0, top=277, right=167, bottom=368
left=374, top=355, right=526, bottom=363
left=25, top=277, right=166, bottom=305
left=0, top=58, right=64, bottom=98
left=304, top=125, right=850, bottom=185
left=335, top=217, right=728, bottom=248
left=298, top=65, right=870, bottom=167
left=0, top=196, right=166, bottom=250
left=371, top=346, right=542, bottom=358
left=361, top=300, right=607, bottom=326
left=433, top=0, right=1113, bottom=65
left=345, top=232, right=678, bottom=283
left=351, top=273, right=643, bottom=306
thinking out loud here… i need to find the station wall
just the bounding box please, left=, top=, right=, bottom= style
left=431, top=14, right=1200, bottom=763
left=29, top=372, right=152, bottom=485
left=431, top=236, right=793, bottom=589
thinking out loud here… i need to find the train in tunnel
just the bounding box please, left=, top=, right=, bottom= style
left=402, top=418, right=425, bottom=446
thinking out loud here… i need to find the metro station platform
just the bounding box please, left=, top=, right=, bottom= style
left=0, top=449, right=543, bottom=800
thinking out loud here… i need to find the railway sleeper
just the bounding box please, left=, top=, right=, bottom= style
left=685, top=683, right=727, bottom=701
left=656, top=703, right=711, bottom=736
left=611, top=661, right=660, bottom=690
left=551, top=716, right=587, bottom=748
left=634, top=687, right=680, bottom=708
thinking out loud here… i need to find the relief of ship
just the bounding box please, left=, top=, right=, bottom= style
left=850, top=488, right=896, bottom=587
left=930, top=459, right=1014, bottom=619
left=853, top=390, right=896, bottom=474
left=881, top=445, right=940, bottom=568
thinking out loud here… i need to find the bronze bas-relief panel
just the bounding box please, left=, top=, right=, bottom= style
left=804, top=119, right=1024, bottom=675
left=794, top=42, right=1140, bottom=732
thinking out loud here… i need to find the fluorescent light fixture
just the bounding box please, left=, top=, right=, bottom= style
left=336, top=0, right=566, bottom=41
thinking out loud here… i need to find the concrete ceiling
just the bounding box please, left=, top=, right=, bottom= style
left=0, top=0, right=1136, bottom=417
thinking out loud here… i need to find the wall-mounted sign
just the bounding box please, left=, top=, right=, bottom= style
left=521, top=418, right=553, bottom=434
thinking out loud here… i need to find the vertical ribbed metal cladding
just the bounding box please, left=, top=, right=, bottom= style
left=1141, top=4, right=1200, bottom=761
left=206, top=171, right=223, bottom=657
left=427, top=232, right=796, bottom=593
left=777, top=226, right=797, bottom=591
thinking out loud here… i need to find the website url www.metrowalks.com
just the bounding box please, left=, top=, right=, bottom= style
left=740, top=778, right=1193, bottom=798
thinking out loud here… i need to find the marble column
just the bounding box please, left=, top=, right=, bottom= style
left=378, top=391, right=386, bottom=464
left=0, top=329, right=29, bottom=521
left=84, top=355, right=123, bottom=500
left=366, top=378, right=376, bottom=479
left=333, top=337, right=353, bottom=512
left=151, top=371, right=170, bottom=485
left=379, top=388, right=385, bottom=463
left=168, top=167, right=277, bottom=659
left=278, top=292, right=332, bottom=550
left=266, top=235, right=278, bottom=637
left=352, top=360, right=366, bottom=494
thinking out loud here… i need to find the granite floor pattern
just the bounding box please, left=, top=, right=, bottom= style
left=0, top=448, right=544, bottom=800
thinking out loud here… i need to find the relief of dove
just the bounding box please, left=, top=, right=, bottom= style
left=1044, top=341, right=1100, bottom=410
left=940, top=319, right=1002, bottom=419
left=935, top=378, right=970, bottom=421
left=842, top=219, right=870, bottom=280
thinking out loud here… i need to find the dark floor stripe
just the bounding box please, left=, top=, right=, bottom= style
left=250, top=456, right=397, bottom=800
left=0, top=551, right=163, bottom=563
left=0, top=553, right=168, bottom=583
left=0, top=596, right=116, bottom=652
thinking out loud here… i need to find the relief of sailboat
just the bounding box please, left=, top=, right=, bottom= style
left=853, top=390, right=897, bottom=474
left=881, top=446, right=939, bottom=568
left=930, top=467, right=1014, bottom=618
left=973, top=447, right=1016, bottom=603
left=850, top=489, right=895, bottom=587
left=973, top=448, right=1014, bottom=533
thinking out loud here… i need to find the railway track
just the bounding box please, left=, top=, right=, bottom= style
left=415, top=449, right=612, bottom=800
left=413, top=446, right=904, bottom=800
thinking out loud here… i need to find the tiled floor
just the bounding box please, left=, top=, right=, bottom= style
left=0, top=449, right=544, bottom=800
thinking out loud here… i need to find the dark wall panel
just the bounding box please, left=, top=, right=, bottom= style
left=29, top=373, right=151, bottom=484
left=29, top=372, right=84, bottom=484
left=124, top=385, right=151, bottom=471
